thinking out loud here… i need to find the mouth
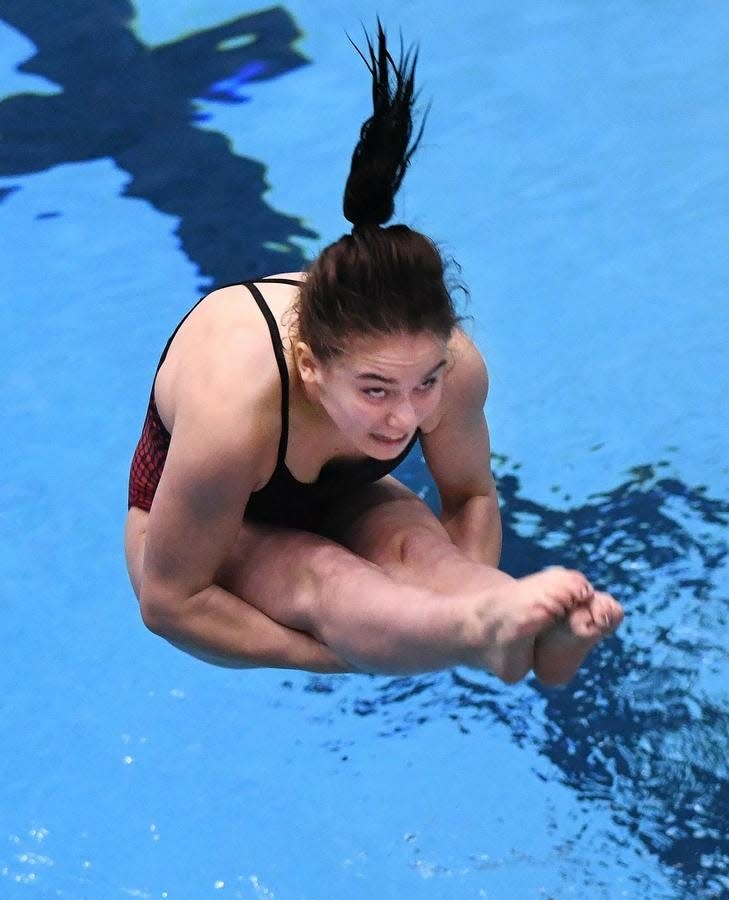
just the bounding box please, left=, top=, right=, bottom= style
left=370, top=432, right=409, bottom=446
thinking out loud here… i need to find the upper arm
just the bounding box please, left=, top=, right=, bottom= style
left=139, top=338, right=275, bottom=609
left=420, top=332, right=497, bottom=512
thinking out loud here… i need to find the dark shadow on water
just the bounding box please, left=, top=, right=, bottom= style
left=0, top=0, right=317, bottom=286
left=299, top=454, right=729, bottom=898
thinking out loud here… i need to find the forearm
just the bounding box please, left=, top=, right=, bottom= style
left=142, top=582, right=353, bottom=674
left=440, top=491, right=502, bottom=567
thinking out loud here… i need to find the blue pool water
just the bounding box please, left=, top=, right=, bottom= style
left=1, top=2, right=728, bottom=897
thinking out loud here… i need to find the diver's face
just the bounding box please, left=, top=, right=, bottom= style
left=303, top=331, right=448, bottom=459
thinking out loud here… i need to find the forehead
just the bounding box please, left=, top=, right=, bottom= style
left=337, top=331, right=448, bottom=374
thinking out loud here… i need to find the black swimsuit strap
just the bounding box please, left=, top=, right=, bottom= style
left=256, top=278, right=305, bottom=286
left=245, top=281, right=291, bottom=469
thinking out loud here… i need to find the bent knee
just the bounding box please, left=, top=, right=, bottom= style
left=396, top=518, right=450, bottom=559
left=370, top=518, right=452, bottom=578
left=321, top=478, right=452, bottom=571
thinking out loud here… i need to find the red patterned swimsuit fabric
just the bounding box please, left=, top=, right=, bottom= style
left=128, top=397, right=170, bottom=511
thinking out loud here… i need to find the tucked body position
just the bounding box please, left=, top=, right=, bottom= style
left=124, top=25, right=623, bottom=684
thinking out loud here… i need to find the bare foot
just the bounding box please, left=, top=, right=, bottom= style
left=532, top=590, right=624, bottom=686
left=467, top=567, right=595, bottom=684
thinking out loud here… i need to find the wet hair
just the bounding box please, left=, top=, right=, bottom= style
left=293, top=21, right=464, bottom=361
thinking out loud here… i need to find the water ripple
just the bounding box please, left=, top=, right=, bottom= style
left=297, top=456, right=729, bottom=897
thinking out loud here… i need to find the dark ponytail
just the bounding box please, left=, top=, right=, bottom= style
left=343, top=20, right=427, bottom=228
left=293, top=22, right=463, bottom=360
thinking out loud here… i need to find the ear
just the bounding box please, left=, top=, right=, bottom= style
left=294, top=341, right=323, bottom=385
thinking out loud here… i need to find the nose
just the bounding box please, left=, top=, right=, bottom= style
left=387, top=399, right=417, bottom=433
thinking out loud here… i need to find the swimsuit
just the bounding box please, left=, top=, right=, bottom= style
left=128, top=280, right=418, bottom=530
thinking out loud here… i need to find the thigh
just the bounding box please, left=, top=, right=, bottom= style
left=127, top=504, right=387, bottom=634
left=126, top=479, right=443, bottom=598
left=318, top=476, right=452, bottom=577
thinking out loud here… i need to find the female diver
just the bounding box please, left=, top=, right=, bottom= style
left=125, top=25, right=623, bottom=684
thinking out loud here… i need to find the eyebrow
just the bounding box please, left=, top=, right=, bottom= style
left=355, top=359, right=447, bottom=384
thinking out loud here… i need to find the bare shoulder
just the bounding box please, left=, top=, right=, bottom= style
left=156, top=283, right=283, bottom=485
left=260, top=270, right=307, bottom=281
left=446, top=328, right=489, bottom=401
left=421, top=329, right=488, bottom=434
left=182, top=288, right=277, bottom=392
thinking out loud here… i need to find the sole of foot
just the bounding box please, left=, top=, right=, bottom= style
left=532, top=590, right=624, bottom=686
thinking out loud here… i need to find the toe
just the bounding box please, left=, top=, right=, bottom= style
left=592, top=591, right=624, bottom=633
left=567, top=570, right=593, bottom=604
left=567, top=605, right=600, bottom=639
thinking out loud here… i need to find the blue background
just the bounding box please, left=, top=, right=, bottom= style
left=1, top=2, right=727, bottom=897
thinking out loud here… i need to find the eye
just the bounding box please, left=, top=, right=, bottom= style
left=363, top=387, right=387, bottom=399
left=416, top=377, right=438, bottom=393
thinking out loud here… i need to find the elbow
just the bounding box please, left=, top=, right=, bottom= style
left=138, top=588, right=178, bottom=637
